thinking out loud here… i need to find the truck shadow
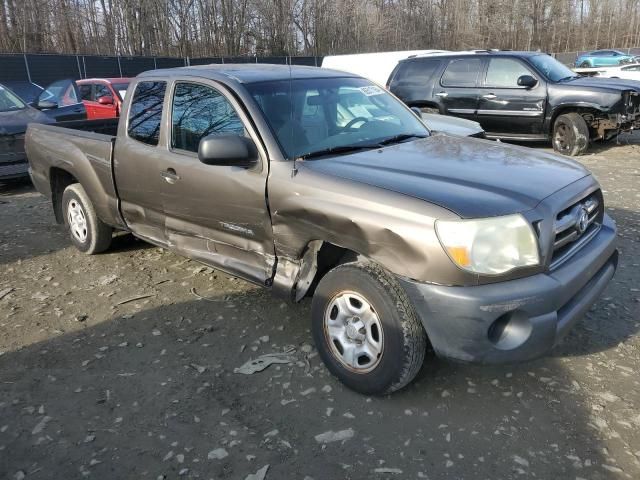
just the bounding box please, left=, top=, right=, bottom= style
left=0, top=292, right=625, bottom=479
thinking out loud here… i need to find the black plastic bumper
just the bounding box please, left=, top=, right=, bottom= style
left=0, top=160, right=29, bottom=180
left=399, top=214, right=618, bottom=364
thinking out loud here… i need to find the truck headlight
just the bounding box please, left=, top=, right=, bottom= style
left=435, top=214, right=540, bottom=275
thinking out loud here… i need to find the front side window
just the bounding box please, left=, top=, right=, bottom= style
left=127, top=81, right=167, bottom=146
left=0, top=85, right=26, bottom=112
left=441, top=59, right=483, bottom=87
left=247, top=77, right=428, bottom=159
left=95, top=84, right=112, bottom=100
left=171, top=82, right=245, bottom=153
left=485, top=58, right=534, bottom=88
left=38, top=79, right=79, bottom=107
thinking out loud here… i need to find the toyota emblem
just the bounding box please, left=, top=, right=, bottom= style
left=577, top=207, right=589, bottom=234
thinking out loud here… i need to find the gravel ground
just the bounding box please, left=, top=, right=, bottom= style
left=1, top=136, right=639, bottom=480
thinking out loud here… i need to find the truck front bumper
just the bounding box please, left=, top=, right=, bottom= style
left=398, top=214, right=618, bottom=364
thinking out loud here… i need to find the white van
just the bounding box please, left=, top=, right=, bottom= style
left=321, top=50, right=485, bottom=138
left=321, top=50, right=447, bottom=86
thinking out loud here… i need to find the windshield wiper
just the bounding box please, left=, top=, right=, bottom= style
left=297, top=134, right=428, bottom=160
left=375, top=133, right=428, bottom=146
left=297, top=144, right=380, bottom=160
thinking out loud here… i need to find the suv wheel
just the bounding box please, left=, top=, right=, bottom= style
left=311, top=262, right=427, bottom=395
left=552, top=113, right=590, bottom=156
left=62, top=183, right=112, bottom=254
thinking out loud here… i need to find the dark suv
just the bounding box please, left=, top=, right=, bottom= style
left=388, top=51, right=640, bottom=156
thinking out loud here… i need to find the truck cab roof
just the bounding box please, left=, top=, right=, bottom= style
left=138, top=64, right=356, bottom=84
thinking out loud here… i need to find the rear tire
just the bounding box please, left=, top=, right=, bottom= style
left=552, top=113, right=590, bottom=156
left=62, top=183, right=112, bottom=254
left=311, top=262, right=427, bottom=395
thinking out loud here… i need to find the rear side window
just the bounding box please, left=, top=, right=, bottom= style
left=127, top=81, right=167, bottom=146
left=441, top=58, right=483, bottom=87
left=393, top=59, right=441, bottom=84
left=171, top=82, right=245, bottom=153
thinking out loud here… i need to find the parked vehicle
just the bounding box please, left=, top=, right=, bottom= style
left=0, top=83, right=54, bottom=181
left=77, top=78, right=132, bottom=119
left=26, top=65, right=617, bottom=394
left=595, top=63, right=640, bottom=81
left=34, top=79, right=87, bottom=122
left=1, top=81, right=45, bottom=106
left=388, top=50, right=640, bottom=155
left=575, top=49, right=636, bottom=68
left=321, top=50, right=448, bottom=86
left=321, top=50, right=485, bottom=137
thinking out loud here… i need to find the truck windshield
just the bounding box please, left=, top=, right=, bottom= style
left=529, top=54, right=578, bottom=82
left=0, top=85, right=26, bottom=112
left=247, top=77, right=429, bottom=159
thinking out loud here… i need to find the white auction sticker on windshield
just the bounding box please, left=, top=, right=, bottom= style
left=359, top=85, right=384, bottom=96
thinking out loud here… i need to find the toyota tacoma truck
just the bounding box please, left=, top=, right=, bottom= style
left=388, top=50, right=640, bottom=156
left=25, top=65, right=618, bottom=395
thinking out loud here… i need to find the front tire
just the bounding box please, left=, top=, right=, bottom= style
left=311, top=262, right=427, bottom=395
left=62, top=183, right=112, bottom=254
left=552, top=113, right=590, bottom=156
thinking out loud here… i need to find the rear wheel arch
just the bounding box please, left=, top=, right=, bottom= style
left=50, top=167, right=78, bottom=224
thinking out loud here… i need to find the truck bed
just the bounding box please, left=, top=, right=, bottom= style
left=25, top=118, right=124, bottom=229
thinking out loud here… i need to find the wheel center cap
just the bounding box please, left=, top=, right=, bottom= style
left=345, top=321, right=364, bottom=342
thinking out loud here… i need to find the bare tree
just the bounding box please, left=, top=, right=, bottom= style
left=0, top=0, right=638, bottom=57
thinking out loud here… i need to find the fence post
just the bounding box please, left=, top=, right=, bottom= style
left=76, top=55, right=83, bottom=79
left=154, top=57, right=157, bottom=69
left=117, top=56, right=123, bottom=77
left=23, top=53, right=32, bottom=83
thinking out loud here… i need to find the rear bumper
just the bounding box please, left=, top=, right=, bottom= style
left=398, top=214, right=618, bottom=364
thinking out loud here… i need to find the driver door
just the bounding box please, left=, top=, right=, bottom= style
left=37, top=79, right=86, bottom=121
left=156, top=80, right=275, bottom=285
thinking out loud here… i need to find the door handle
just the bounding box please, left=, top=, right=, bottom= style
left=435, top=92, right=448, bottom=97
left=482, top=94, right=497, bottom=100
left=161, top=168, right=180, bottom=184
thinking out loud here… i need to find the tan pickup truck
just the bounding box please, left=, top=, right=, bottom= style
left=25, top=65, right=618, bottom=394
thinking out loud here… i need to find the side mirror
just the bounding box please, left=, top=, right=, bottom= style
left=517, top=75, right=538, bottom=89
left=37, top=100, right=58, bottom=110
left=98, top=95, right=114, bottom=105
left=198, top=134, right=258, bottom=168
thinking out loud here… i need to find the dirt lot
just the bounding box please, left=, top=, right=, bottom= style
left=1, top=136, right=639, bottom=480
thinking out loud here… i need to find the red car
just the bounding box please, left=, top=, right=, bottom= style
left=77, top=78, right=131, bottom=119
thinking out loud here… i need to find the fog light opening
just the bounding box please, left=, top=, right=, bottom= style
left=488, top=311, right=533, bottom=351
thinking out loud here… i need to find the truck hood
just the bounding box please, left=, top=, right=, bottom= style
left=301, top=135, right=590, bottom=218
left=563, top=76, right=640, bottom=92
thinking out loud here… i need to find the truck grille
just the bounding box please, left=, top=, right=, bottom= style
left=550, top=190, right=603, bottom=269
